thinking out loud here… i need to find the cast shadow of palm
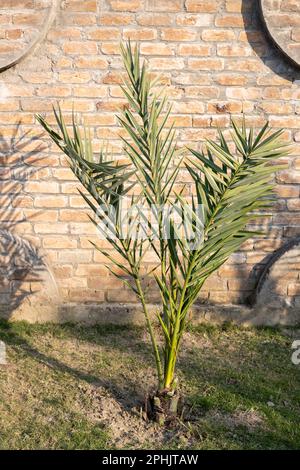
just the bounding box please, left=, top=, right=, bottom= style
left=179, top=334, right=300, bottom=449
left=0, top=123, right=48, bottom=319
left=0, top=126, right=174, bottom=444
left=1, top=321, right=299, bottom=448
left=0, top=322, right=174, bottom=445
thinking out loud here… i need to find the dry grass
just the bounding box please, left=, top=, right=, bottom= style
left=0, top=321, right=300, bottom=449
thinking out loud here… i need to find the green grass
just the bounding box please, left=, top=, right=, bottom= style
left=0, top=320, right=299, bottom=450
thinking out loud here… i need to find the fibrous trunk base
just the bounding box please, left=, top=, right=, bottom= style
left=144, top=389, right=182, bottom=426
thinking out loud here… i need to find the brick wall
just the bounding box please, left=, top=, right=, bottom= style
left=0, top=0, right=299, bottom=322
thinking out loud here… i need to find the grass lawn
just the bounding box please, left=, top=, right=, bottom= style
left=0, top=320, right=299, bottom=450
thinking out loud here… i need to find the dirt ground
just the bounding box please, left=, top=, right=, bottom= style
left=0, top=321, right=299, bottom=449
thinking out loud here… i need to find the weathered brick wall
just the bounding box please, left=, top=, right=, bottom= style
left=0, top=0, right=299, bottom=322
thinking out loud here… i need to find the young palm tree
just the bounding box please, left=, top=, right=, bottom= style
left=37, top=42, right=289, bottom=424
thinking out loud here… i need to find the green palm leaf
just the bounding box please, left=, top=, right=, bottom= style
left=37, top=41, right=290, bottom=397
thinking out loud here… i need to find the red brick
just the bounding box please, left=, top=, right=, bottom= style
left=99, top=13, right=133, bottom=25
left=76, top=56, right=108, bottom=69
left=161, top=28, right=197, bottom=41
left=188, top=58, right=224, bottom=71
left=12, top=13, right=40, bottom=25
left=140, top=43, right=174, bottom=55
left=148, top=57, right=185, bottom=70
left=59, top=210, right=89, bottom=222
left=75, top=264, right=108, bottom=276
left=185, top=1, right=218, bottom=12
left=136, top=13, right=172, bottom=26
left=43, top=237, right=78, bottom=249
left=63, top=42, right=98, bottom=55
left=108, top=0, right=142, bottom=11
left=59, top=71, right=91, bottom=83
left=178, top=44, right=211, bottom=56
left=63, top=1, right=97, bottom=12
left=215, top=14, right=245, bottom=27
left=147, top=0, right=182, bottom=11
left=88, top=28, right=120, bottom=40
left=217, top=44, right=252, bottom=57
left=202, top=29, right=236, bottom=41
left=34, top=196, right=68, bottom=208
left=34, top=223, right=69, bottom=234
left=123, top=28, right=157, bottom=40
left=176, top=13, right=212, bottom=26
left=226, top=0, right=243, bottom=12
left=65, top=13, right=97, bottom=26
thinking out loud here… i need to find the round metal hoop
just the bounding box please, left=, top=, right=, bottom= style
left=0, top=0, right=59, bottom=73
left=259, top=0, right=300, bottom=68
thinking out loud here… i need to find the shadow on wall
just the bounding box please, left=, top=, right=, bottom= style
left=0, top=124, right=58, bottom=321
left=239, top=0, right=300, bottom=322
left=0, top=127, right=298, bottom=325
left=242, top=0, right=300, bottom=81
left=198, top=212, right=300, bottom=325
left=252, top=241, right=300, bottom=324
left=1, top=1, right=300, bottom=324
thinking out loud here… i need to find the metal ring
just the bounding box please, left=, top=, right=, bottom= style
left=259, top=0, right=300, bottom=69
left=0, top=0, right=59, bottom=73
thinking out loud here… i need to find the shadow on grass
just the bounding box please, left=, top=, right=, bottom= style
left=1, top=320, right=300, bottom=449
left=179, top=327, right=300, bottom=449
left=0, top=320, right=159, bottom=422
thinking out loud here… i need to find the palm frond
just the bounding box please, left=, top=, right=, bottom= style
left=37, top=41, right=290, bottom=394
